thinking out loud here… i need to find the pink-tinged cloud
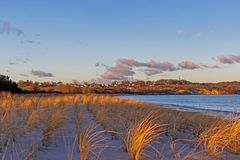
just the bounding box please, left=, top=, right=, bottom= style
left=147, top=60, right=178, bottom=71
left=118, top=58, right=146, bottom=67
left=230, top=55, right=240, bottom=63
left=100, top=60, right=135, bottom=80
left=217, top=55, right=234, bottom=64
left=97, top=59, right=179, bottom=80
left=178, top=60, right=200, bottom=69
left=96, top=58, right=219, bottom=81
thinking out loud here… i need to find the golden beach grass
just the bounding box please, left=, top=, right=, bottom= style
left=78, top=123, right=108, bottom=160
left=0, top=92, right=238, bottom=159
left=123, top=111, right=167, bottom=160
left=197, top=118, right=240, bottom=158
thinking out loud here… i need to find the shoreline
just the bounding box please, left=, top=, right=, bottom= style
left=120, top=94, right=240, bottom=115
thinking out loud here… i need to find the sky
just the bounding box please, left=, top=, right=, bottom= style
left=1, top=0, right=240, bottom=83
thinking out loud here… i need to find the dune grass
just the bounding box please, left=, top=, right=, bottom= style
left=197, top=118, right=240, bottom=158
left=73, top=105, right=84, bottom=130
left=26, top=108, right=42, bottom=132
left=123, top=111, right=167, bottom=160
left=0, top=92, right=239, bottom=159
left=78, top=95, right=219, bottom=136
left=0, top=93, right=83, bottom=159
left=78, top=123, right=108, bottom=160
left=40, top=106, right=66, bottom=147
left=78, top=95, right=239, bottom=159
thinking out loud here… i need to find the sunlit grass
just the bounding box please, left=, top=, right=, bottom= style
left=198, top=118, right=240, bottom=158
left=0, top=92, right=239, bottom=160
left=78, top=123, right=108, bottom=160
left=123, top=111, right=167, bottom=160
left=40, top=106, right=66, bottom=147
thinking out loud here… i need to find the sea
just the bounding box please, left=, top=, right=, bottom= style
left=121, top=95, right=240, bottom=114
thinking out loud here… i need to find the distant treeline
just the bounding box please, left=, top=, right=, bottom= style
left=0, top=75, right=24, bottom=93
left=2, top=75, right=240, bottom=95
left=17, top=79, right=240, bottom=95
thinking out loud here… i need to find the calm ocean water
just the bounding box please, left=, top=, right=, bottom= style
left=121, top=95, right=240, bottom=114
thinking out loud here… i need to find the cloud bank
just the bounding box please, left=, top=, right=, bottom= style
left=96, top=58, right=219, bottom=81
left=178, top=60, right=200, bottom=69
left=30, top=70, right=55, bottom=78
left=217, top=54, right=240, bottom=64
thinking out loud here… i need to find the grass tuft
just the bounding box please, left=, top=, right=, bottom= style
left=78, top=123, right=108, bottom=160
left=198, top=118, right=240, bottom=158
left=123, top=111, right=167, bottom=160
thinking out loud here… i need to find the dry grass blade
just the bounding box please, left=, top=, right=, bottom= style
left=95, top=105, right=109, bottom=124
left=1, top=139, right=10, bottom=160
left=41, top=107, right=66, bottom=147
left=26, top=109, right=41, bottom=132
left=123, top=111, right=167, bottom=160
left=73, top=106, right=83, bottom=130
left=78, top=123, right=108, bottom=160
left=63, top=133, right=78, bottom=160
left=197, top=118, right=240, bottom=158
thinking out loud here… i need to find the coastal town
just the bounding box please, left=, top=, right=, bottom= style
left=12, top=76, right=240, bottom=95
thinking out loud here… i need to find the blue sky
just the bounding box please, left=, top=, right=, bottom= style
left=1, top=0, right=240, bottom=83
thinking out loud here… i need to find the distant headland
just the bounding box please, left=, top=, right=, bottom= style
left=16, top=78, right=240, bottom=95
